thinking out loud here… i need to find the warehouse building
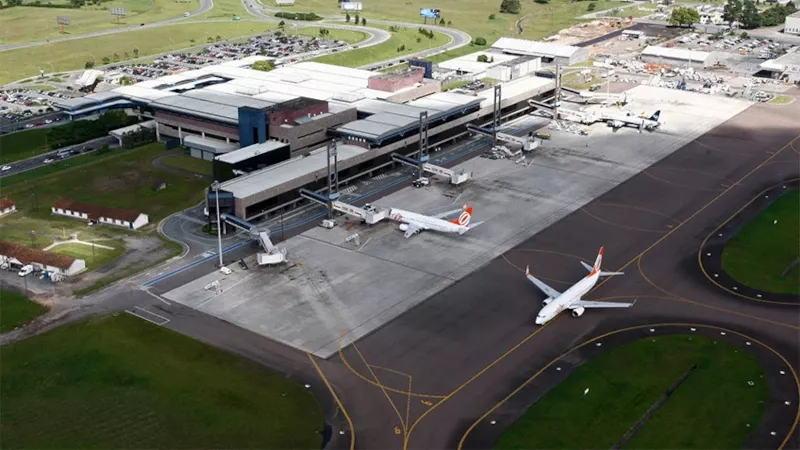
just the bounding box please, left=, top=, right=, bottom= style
left=491, top=37, right=589, bottom=66
left=52, top=199, right=150, bottom=230
left=0, top=241, right=86, bottom=277
left=759, top=49, right=800, bottom=83
left=785, top=10, right=800, bottom=35
left=436, top=51, right=541, bottom=81
left=640, top=46, right=715, bottom=69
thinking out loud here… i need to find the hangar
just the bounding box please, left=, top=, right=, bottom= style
left=491, top=37, right=589, bottom=66
left=640, top=46, right=715, bottom=69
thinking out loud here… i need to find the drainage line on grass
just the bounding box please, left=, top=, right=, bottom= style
left=611, top=362, right=699, bottom=450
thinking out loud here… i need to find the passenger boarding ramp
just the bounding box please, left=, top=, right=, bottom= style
left=391, top=153, right=472, bottom=185
left=220, top=213, right=287, bottom=265
left=466, top=125, right=542, bottom=152
left=298, top=189, right=388, bottom=225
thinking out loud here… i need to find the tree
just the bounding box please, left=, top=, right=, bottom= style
left=587, top=2, right=596, bottom=11
left=740, top=31, right=749, bottom=38
left=278, top=20, right=286, bottom=29
left=447, top=20, right=452, bottom=26
left=216, top=35, right=222, bottom=42
left=354, top=13, right=359, bottom=23
left=473, top=36, right=487, bottom=45
left=361, top=17, right=366, bottom=25
left=345, top=12, right=350, bottom=22
left=499, top=0, right=520, bottom=14
left=534, top=0, right=549, bottom=4
left=319, top=28, right=330, bottom=37
left=101, top=56, right=110, bottom=65
left=416, top=37, right=422, bottom=43
left=7, top=0, right=23, bottom=6
left=439, top=18, right=445, bottom=25
left=112, top=53, right=120, bottom=62
left=85, top=60, right=95, bottom=69
left=252, top=60, right=275, bottom=71
left=740, top=0, right=760, bottom=28
left=723, top=0, right=742, bottom=23
left=668, top=6, right=700, bottom=27
left=207, top=36, right=214, bottom=43
left=132, top=47, right=139, bottom=57
left=489, top=13, right=496, bottom=20
left=189, top=38, right=196, bottom=45
left=477, top=54, right=489, bottom=62
left=119, top=76, right=134, bottom=86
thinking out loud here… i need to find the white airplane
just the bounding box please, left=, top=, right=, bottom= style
left=605, top=110, right=662, bottom=131
left=388, top=204, right=481, bottom=239
left=525, top=246, right=636, bottom=325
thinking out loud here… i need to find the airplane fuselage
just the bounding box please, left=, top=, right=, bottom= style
left=388, top=208, right=468, bottom=235
left=535, top=272, right=600, bottom=325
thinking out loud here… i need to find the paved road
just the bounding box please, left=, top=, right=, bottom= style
left=0, top=112, right=67, bottom=134
left=0, top=136, right=115, bottom=177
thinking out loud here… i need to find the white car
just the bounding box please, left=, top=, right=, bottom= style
left=43, top=158, right=54, bottom=164
left=45, top=119, right=52, bottom=124
left=18, top=265, right=34, bottom=277
left=25, top=123, right=34, bottom=129
left=1, top=165, right=10, bottom=171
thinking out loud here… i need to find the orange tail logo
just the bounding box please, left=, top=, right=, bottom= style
left=450, top=205, right=473, bottom=226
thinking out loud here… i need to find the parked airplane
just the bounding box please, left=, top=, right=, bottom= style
left=605, top=110, right=662, bottom=131
left=388, top=204, right=481, bottom=239
left=525, top=246, right=636, bottom=325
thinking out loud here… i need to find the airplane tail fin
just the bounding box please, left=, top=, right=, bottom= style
left=449, top=204, right=473, bottom=226
left=650, top=110, right=661, bottom=122
left=585, top=246, right=624, bottom=277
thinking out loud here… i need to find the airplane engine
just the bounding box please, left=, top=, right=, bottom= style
left=571, top=307, right=585, bottom=318
left=398, top=224, right=409, bottom=232
left=542, top=298, right=553, bottom=307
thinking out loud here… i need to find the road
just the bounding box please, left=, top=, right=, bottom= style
left=0, top=136, right=116, bottom=177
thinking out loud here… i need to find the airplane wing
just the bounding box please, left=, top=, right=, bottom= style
left=525, top=267, right=561, bottom=298
left=432, top=208, right=463, bottom=219
left=571, top=299, right=636, bottom=309
left=403, top=221, right=424, bottom=239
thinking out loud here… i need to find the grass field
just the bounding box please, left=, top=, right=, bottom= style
left=291, top=26, right=368, bottom=44
left=0, top=0, right=199, bottom=46
left=50, top=241, right=126, bottom=271
left=1, top=143, right=208, bottom=223
left=312, top=25, right=446, bottom=67
left=768, top=95, right=794, bottom=105
left=0, top=148, right=126, bottom=187
left=291, top=0, right=630, bottom=43
left=721, top=189, right=800, bottom=295
left=562, top=71, right=601, bottom=90
left=0, top=290, right=49, bottom=333
left=194, top=0, right=248, bottom=19
left=0, top=313, right=324, bottom=448
left=495, top=334, right=767, bottom=449
left=0, top=128, right=51, bottom=164
left=0, top=21, right=272, bottom=84
left=160, top=153, right=213, bottom=176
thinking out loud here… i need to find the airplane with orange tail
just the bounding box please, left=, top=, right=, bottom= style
left=388, top=204, right=483, bottom=239
left=525, top=246, right=636, bottom=325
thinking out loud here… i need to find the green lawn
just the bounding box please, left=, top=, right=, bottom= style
left=0, top=314, right=324, bottom=448
left=0, top=128, right=51, bottom=164
left=768, top=95, right=793, bottom=105
left=721, top=189, right=800, bottom=295
left=292, top=0, right=630, bottom=43
left=495, top=334, right=767, bottom=449
left=312, top=25, right=447, bottom=67
left=562, top=72, right=601, bottom=90
left=1, top=143, right=208, bottom=224
left=194, top=0, right=249, bottom=20
left=0, top=22, right=272, bottom=84
left=291, top=26, right=368, bottom=44
left=0, top=0, right=200, bottom=46
left=0, top=290, right=49, bottom=333
left=160, top=153, right=213, bottom=176
left=0, top=147, right=127, bottom=187
left=49, top=241, right=126, bottom=272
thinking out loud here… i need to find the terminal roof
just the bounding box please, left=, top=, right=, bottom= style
left=215, top=140, right=290, bottom=164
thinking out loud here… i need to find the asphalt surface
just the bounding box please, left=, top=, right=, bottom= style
left=0, top=112, right=67, bottom=134
left=0, top=136, right=116, bottom=177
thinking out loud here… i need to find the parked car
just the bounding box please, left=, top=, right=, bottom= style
left=319, top=219, right=337, bottom=229
left=412, top=177, right=429, bottom=188
left=43, top=158, right=54, bottom=164
left=1, top=165, right=11, bottom=171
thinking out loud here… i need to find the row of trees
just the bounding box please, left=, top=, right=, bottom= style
left=47, top=111, right=137, bottom=150
left=669, top=7, right=701, bottom=27
left=725, top=0, right=797, bottom=29
left=344, top=13, right=367, bottom=25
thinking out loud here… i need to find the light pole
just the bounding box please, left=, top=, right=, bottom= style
left=212, top=181, right=224, bottom=268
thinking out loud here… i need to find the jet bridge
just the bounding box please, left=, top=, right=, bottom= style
left=466, top=125, right=542, bottom=152
left=220, top=213, right=287, bottom=265
left=391, top=153, right=472, bottom=185
left=298, top=189, right=388, bottom=225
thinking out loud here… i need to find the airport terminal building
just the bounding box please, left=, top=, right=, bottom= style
left=57, top=59, right=555, bottom=222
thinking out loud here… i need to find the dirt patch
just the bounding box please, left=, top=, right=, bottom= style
left=92, top=170, right=142, bottom=192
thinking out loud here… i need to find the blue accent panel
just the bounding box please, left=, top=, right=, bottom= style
left=409, top=59, right=433, bottom=79
left=238, top=106, right=267, bottom=147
